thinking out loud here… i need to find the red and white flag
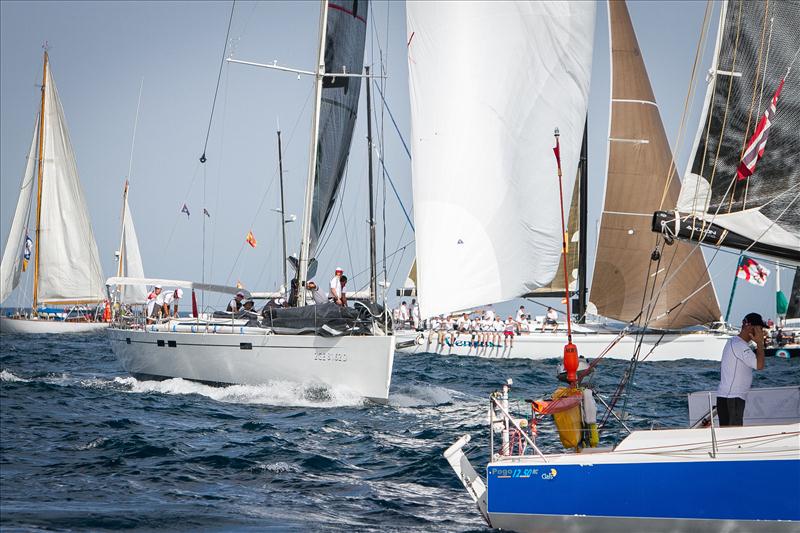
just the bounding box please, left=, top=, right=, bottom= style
left=736, top=78, right=785, bottom=181
left=736, top=256, right=770, bottom=286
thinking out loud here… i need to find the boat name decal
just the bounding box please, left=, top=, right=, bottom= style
left=313, top=352, right=348, bottom=362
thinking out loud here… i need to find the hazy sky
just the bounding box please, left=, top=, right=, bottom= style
left=0, top=0, right=794, bottom=322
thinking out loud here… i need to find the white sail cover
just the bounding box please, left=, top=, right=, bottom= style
left=37, top=62, right=105, bottom=303
left=406, top=1, right=595, bottom=318
left=119, top=196, right=147, bottom=303
left=0, top=119, right=39, bottom=304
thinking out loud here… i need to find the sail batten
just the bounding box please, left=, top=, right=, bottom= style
left=590, top=0, right=720, bottom=329
left=407, top=1, right=595, bottom=319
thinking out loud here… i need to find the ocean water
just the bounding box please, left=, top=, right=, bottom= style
left=1, top=332, right=797, bottom=531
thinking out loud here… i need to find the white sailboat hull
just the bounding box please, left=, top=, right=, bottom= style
left=107, top=328, right=395, bottom=402
left=0, top=316, right=108, bottom=334
left=397, top=330, right=731, bottom=361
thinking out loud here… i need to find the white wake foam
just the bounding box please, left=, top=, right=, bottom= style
left=0, top=369, right=28, bottom=382
left=112, top=376, right=367, bottom=408
left=389, top=384, right=462, bottom=408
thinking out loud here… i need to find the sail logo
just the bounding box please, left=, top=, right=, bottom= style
left=444, top=339, right=502, bottom=348
left=541, top=468, right=558, bottom=480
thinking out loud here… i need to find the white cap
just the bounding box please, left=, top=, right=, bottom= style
left=154, top=285, right=162, bottom=289
left=236, top=291, right=245, bottom=298
left=335, top=267, right=344, bottom=273
left=175, top=288, right=184, bottom=299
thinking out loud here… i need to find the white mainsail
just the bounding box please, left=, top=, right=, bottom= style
left=118, top=194, right=147, bottom=303
left=406, top=1, right=595, bottom=318
left=0, top=119, right=39, bottom=304
left=36, top=61, right=105, bottom=304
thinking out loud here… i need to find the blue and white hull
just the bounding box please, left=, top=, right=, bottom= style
left=447, top=424, right=800, bottom=532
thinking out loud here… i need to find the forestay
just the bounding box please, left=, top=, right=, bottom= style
left=590, top=1, right=720, bottom=329
left=407, top=1, right=595, bottom=318
left=37, top=62, right=105, bottom=304
left=309, top=0, right=368, bottom=256
left=678, top=0, right=800, bottom=255
left=0, top=119, right=38, bottom=304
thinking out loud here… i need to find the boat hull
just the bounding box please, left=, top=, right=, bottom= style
left=0, top=316, right=108, bottom=334
left=447, top=424, right=800, bottom=532
left=397, top=330, right=731, bottom=361
left=107, top=328, right=395, bottom=402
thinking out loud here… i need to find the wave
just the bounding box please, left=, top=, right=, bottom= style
left=111, top=376, right=368, bottom=408
left=389, top=384, right=466, bottom=408
left=0, top=369, right=29, bottom=382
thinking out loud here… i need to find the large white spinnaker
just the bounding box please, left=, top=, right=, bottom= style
left=36, top=61, right=105, bottom=304
left=406, top=1, right=595, bottom=319
left=0, top=119, right=39, bottom=304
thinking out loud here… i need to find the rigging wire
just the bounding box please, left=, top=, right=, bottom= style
left=200, top=0, right=236, bottom=164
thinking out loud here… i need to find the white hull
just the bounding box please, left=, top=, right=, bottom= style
left=0, top=316, right=108, bottom=334
left=107, top=327, right=395, bottom=402
left=397, top=329, right=731, bottom=361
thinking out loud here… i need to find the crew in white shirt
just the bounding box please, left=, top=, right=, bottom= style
left=516, top=305, right=527, bottom=322
left=330, top=267, right=344, bottom=305
left=717, top=312, right=766, bottom=426
left=161, top=288, right=183, bottom=317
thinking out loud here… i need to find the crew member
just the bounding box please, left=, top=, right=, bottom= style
left=717, top=312, right=767, bottom=426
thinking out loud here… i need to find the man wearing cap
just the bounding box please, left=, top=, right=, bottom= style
left=162, top=288, right=183, bottom=318
left=307, top=281, right=328, bottom=305
left=227, top=291, right=245, bottom=313
left=330, top=268, right=344, bottom=305
left=717, top=312, right=767, bottom=426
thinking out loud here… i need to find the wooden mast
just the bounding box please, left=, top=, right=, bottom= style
left=32, top=50, right=48, bottom=311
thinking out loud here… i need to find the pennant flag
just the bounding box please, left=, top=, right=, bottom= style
left=203, top=208, right=211, bottom=218
left=22, top=234, right=32, bottom=272
left=181, top=204, right=190, bottom=218
left=236, top=280, right=244, bottom=289
left=736, top=256, right=770, bottom=286
left=246, top=230, right=257, bottom=248
left=737, top=78, right=785, bottom=180
left=552, top=134, right=561, bottom=170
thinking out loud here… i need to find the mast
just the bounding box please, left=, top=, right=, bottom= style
left=366, top=65, right=377, bottom=303
left=577, top=117, right=588, bottom=324
left=32, top=50, right=48, bottom=311
left=297, top=0, right=329, bottom=307
left=277, top=129, right=288, bottom=292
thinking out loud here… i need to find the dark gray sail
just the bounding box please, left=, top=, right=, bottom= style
left=788, top=268, right=800, bottom=319
left=309, top=0, right=368, bottom=256
left=658, top=0, right=800, bottom=261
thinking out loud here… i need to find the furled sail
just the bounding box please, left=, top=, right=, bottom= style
left=787, top=268, right=800, bottom=319
left=308, top=0, right=368, bottom=257
left=0, top=119, right=39, bottom=304
left=590, top=0, right=720, bottom=329
left=36, top=61, right=105, bottom=304
left=118, top=194, right=147, bottom=304
left=669, top=0, right=800, bottom=260
left=407, top=1, right=595, bottom=319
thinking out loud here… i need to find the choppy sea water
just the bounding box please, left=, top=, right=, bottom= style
left=1, top=332, right=797, bottom=531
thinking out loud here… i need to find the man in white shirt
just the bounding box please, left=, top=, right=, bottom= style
left=146, top=285, right=162, bottom=320
left=330, top=267, right=344, bottom=305
left=516, top=305, right=527, bottom=322
left=542, top=307, right=559, bottom=333
left=227, top=291, right=245, bottom=312
left=717, top=312, right=766, bottom=426
left=399, top=301, right=410, bottom=328
left=410, top=299, right=420, bottom=330
left=161, top=288, right=183, bottom=317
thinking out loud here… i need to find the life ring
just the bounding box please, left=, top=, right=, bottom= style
left=776, top=349, right=790, bottom=359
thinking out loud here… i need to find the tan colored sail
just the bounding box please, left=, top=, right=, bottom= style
left=589, top=0, right=720, bottom=329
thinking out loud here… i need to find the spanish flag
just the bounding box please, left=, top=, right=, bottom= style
left=246, top=230, right=257, bottom=248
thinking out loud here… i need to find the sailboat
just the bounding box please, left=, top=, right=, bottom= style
left=0, top=51, right=108, bottom=334
left=398, top=1, right=732, bottom=361
left=445, top=1, right=800, bottom=530
left=106, top=0, right=396, bottom=402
